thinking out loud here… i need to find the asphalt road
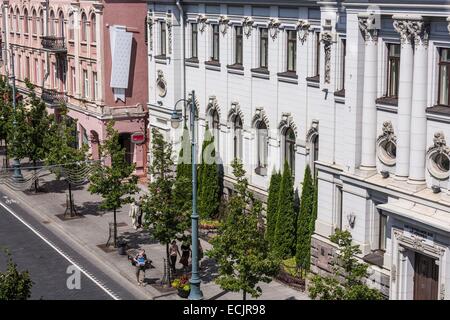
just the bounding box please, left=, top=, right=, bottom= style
left=0, top=191, right=139, bottom=300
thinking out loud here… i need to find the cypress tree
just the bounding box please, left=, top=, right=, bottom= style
left=173, top=125, right=192, bottom=215
left=296, top=165, right=315, bottom=271
left=198, top=125, right=220, bottom=219
left=273, top=161, right=297, bottom=259
left=265, top=169, right=281, bottom=250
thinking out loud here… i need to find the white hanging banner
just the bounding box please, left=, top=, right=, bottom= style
left=110, top=25, right=132, bottom=102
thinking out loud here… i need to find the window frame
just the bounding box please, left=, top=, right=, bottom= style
left=340, top=38, right=346, bottom=90
left=256, top=121, right=268, bottom=173
left=211, top=24, right=220, bottom=62
left=191, top=23, right=198, bottom=58
left=286, top=30, right=297, bottom=73
left=91, top=14, right=96, bottom=43
left=81, top=13, right=88, bottom=42
left=93, top=71, right=98, bottom=100
left=284, top=127, right=296, bottom=176
left=378, top=212, right=387, bottom=251
left=386, top=43, right=400, bottom=98
left=160, top=21, right=167, bottom=56
left=233, top=115, right=243, bottom=160
left=235, top=25, right=243, bottom=65
left=315, top=32, right=321, bottom=76
left=83, top=69, right=89, bottom=98
left=438, top=47, right=450, bottom=106
left=259, top=28, right=268, bottom=69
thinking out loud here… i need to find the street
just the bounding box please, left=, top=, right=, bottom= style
left=0, top=191, right=139, bottom=300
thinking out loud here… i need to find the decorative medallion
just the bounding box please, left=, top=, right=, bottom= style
left=156, top=70, right=167, bottom=97
left=427, top=131, right=450, bottom=180
left=376, top=121, right=397, bottom=166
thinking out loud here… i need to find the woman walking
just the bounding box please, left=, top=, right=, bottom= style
left=169, top=240, right=181, bottom=275
left=180, top=242, right=191, bottom=273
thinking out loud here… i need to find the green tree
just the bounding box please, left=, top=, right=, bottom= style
left=24, top=80, right=51, bottom=192
left=0, top=77, right=13, bottom=164
left=308, top=230, right=384, bottom=300
left=198, top=125, right=220, bottom=219
left=173, top=125, right=192, bottom=215
left=207, top=159, right=280, bottom=300
left=45, top=105, right=88, bottom=216
left=142, top=128, right=189, bottom=282
left=296, top=165, right=315, bottom=272
left=6, top=92, right=30, bottom=163
left=273, top=161, right=297, bottom=259
left=265, top=170, right=281, bottom=250
left=88, top=121, right=138, bottom=247
left=0, top=250, right=33, bottom=300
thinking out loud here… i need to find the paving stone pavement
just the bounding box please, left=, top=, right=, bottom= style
left=0, top=169, right=310, bottom=300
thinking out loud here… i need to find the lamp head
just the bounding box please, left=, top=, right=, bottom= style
left=170, top=109, right=182, bottom=129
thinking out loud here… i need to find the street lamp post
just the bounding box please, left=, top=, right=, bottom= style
left=170, top=90, right=203, bottom=300
left=2, top=44, right=23, bottom=181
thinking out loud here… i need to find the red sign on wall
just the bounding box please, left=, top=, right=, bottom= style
left=131, top=132, right=145, bottom=144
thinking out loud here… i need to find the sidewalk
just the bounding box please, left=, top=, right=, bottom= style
left=0, top=170, right=309, bottom=300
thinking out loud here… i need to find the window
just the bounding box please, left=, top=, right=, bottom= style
left=83, top=70, right=89, bottom=98
left=259, top=28, right=268, bottom=68
left=340, top=39, right=346, bottom=90
left=23, top=9, right=29, bottom=34
left=16, top=9, right=20, bottom=33
left=191, top=23, right=198, bottom=58
left=212, top=24, right=219, bottom=61
left=336, top=185, right=343, bottom=231
left=81, top=13, right=87, bottom=42
left=34, top=58, right=39, bottom=84
left=52, top=62, right=57, bottom=88
left=17, top=55, right=21, bottom=79
left=71, top=67, right=76, bottom=94
left=386, top=44, right=400, bottom=98
left=49, top=11, right=55, bottom=36
left=311, top=135, right=319, bottom=178
left=25, top=56, right=30, bottom=80
left=284, top=127, right=296, bottom=175
left=32, top=10, right=37, bottom=34
left=315, top=32, right=321, bottom=76
left=378, top=212, right=387, bottom=251
left=438, top=48, right=450, bottom=106
left=40, top=11, right=44, bottom=36
left=211, top=109, right=220, bottom=151
left=93, top=72, right=98, bottom=100
left=235, top=26, right=243, bottom=65
left=59, top=12, right=64, bottom=38
left=68, top=13, right=74, bottom=40
left=91, top=14, right=96, bottom=42
left=256, top=121, right=268, bottom=175
left=160, top=22, right=166, bottom=56
left=233, top=115, right=243, bottom=160
left=286, top=30, right=296, bottom=72
left=9, top=10, right=13, bottom=33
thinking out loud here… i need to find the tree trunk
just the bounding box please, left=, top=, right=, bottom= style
left=68, top=182, right=75, bottom=217
left=113, top=208, right=118, bottom=248
left=243, top=290, right=247, bottom=301
left=33, top=160, right=38, bottom=193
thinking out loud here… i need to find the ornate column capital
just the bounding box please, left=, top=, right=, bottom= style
left=393, top=18, right=412, bottom=45
left=393, top=15, right=423, bottom=46
left=93, top=3, right=104, bottom=14
left=358, top=13, right=378, bottom=43
left=296, top=19, right=310, bottom=44
left=218, top=15, right=230, bottom=35
left=408, top=20, right=429, bottom=49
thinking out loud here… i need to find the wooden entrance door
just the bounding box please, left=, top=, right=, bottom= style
left=414, top=253, right=439, bottom=300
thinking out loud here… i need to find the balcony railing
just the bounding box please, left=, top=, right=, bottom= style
left=41, top=36, right=66, bottom=53
left=41, top=88, right=67, bottom=107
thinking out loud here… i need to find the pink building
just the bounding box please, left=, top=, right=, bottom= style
left=0, top=0, right=148, bottom=177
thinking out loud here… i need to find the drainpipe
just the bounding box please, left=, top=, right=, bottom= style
left=176, top=0, right=186, bottom=108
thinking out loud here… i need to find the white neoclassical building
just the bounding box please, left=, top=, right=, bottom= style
left=146, top=0, right=450, bottom=300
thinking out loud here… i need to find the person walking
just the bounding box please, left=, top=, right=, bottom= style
left=169, top=240, right=181, bottom=275
left=179, top=242, right=191, bottom=273
left=133, top=249, right=148, bottom=286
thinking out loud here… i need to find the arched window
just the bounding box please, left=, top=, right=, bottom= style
left=58, top=12, right=64, bottom=37
left=91, top=13, right=96, bottom=42
left=233, top=115, right=243, bottom=160
left=284, top=127, right=296, bottom=176
left=81, top=13, right=87, bottom=42
left=9, top=9, right=13, bottom=33
left=39, top=10, right=44, bottom=36
left=256, top=121, right=268, bottom=176
left=49, top=10, right=55, bottom=36
left=211, top=109, right=220, bottom=152
left=31, top=9, right=37, bottom=34
left=68, top=13, right=74, bottom=40
left=23, top=9, right=29, bottom=34
left=15, top=8, right=20, bottom=33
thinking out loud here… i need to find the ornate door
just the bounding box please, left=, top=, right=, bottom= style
left=414, top=253, right=438, bottom=300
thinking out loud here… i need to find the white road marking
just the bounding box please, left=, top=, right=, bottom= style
left=0, top=201, right=120, bottom=300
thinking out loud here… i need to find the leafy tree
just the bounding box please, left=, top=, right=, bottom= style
left=296, top=165, right=315, bottom=272
left=198, top=125, right=220, bottom=219
left=45, top=105, right=88, bottom=216
left=207, top=159, right=280, bottom=300
left=0, top=77, right=13, bottom=164
left=23, top=80, right=51, bottom=192
left=88, top=121, right=138, bottom=247
left=173, top=125, right=192, bottom=215
left=273, top=161, right=297, bottom=259
left=0, top=250, right=33, bottom=300
left=6, top=90, right=30, bottom=164
left=265, top=170, right=281, bottom=250
left=142, top=128, right=189, bottom=282
left=308, top=230, right=384, bottom=300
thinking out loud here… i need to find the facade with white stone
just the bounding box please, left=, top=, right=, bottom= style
left=147, top=0, right=450, bottom=300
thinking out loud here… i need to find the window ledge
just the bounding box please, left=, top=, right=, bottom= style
left=251, top=67, right=269, bottom=75
left=227, top=63, right=244, bottom=71
left=185, top=57, right=199, bottom=63
left=426, top=104, right=450, bottom=116
left=306, top=75, right=320, bottom=88
left=334, top=89, right=345, bottom=97
left=375, top=96, right=398, bottom=106
left=205, top=60, right=220, bottom=67
left=277, top=71, right=298, bottom=84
